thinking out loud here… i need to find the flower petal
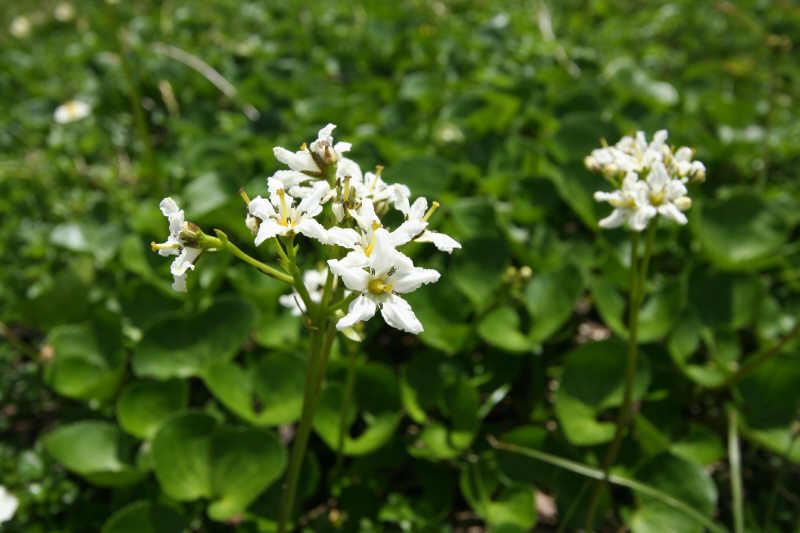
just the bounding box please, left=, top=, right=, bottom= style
left=326, top=227, right=361, bottom=248
left=328, top=258, right=369, bottom=292
left=416, top=230, right=461, bottom=253
left=380, top=294, right=423, bottom=334
left=598, top=208, right=627, bottom=229
left=295, top=219, right=328, bottom=244
left=390, top=265, right=441, bottom=293
left=336, top=295, right=377, bottom=330
left=255, top=220, right=287, bottom=246
left=248, top=196, right=276, bottom=220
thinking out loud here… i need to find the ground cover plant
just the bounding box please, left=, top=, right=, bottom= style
left=1, top=1, right=799, bottom=532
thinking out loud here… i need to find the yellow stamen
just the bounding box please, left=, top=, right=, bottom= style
left=423, top=201, right=440, bottom=221
left=367, top=278, right=393, bottom=295
left=300, top=142, right=308, bottom=151
left=277, top=189, right=291, bottom=226
left=343, top=176, right=351, bottom=202
left=600, top=137, right=608, bottom=148
left=649, top=191, right=665, bottom=206
left=238, top=188, right=250, bottom=205
left=151, top=241, right=181, bottom=252
left=370, top=165, right=384, bottom=191
left=364, top=229, right=377, bottom=257
left=610, top=197, right=636, bottom=208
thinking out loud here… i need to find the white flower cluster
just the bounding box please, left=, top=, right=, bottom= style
left=152, top=198, right=202, bottom=292
left=586, top=130, right=705, bottom=232
left=251, top=123, right=460, bottom=334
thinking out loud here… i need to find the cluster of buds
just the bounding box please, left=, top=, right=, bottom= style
left=153, top=124, right=461, bottom=335
left=586, top=130, right=705, bottom=232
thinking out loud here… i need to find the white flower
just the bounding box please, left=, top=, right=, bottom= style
left=670, top=146, right=706, bottom=182
left=279, top=268, right=328, bottom=316
left=594, top=172, right=655, bottom=231
left=273, top=123, right=352, bottom=176
left=327, top=228, right=440, bottom=334
left=54, top=100, right=90, bottom=124
left=594, top=162, right=692, bottom=231
left=10, top=16, right=31, bottom=38
left=54, top=2, right=75, bottom=22
left=396, top=197, right=461, bottom=253
left=0, top=485, right=19, bottom=524
left=643, top=161, right=692, bottom=225
left=339, top=199, right=425, bottom=255
left=247, top=178, right=330, bottom=246
left=152, top=198, right=202, bottom=292
left=586, top=130, right=667, bottom=175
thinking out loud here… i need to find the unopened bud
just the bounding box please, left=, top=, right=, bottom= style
left=519, top=266, right=533, bottom=279
left=179, top=222, right=202, bottom=245
left=674, top=196, right=692, bottom=211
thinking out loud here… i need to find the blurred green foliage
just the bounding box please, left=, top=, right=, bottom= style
left=1, top=0, right=799, bottom=531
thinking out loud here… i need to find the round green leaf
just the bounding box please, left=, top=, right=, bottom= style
left=44, top=313, right=126, bottom=404
left=101, top=501, right=188, bottom=533
left=42, top=421, right=145, bottom=487
left=524, top=265, right=584, bottom=343
left=451, top=237, right=510, bottom=311
left=207, top=427, right=287, bottom=520
left=133, top=296, right=256, bottom=379
left=117, top=379, right=189, bottom=439
left=478, top=307, right=531, bottom=353
left=151, top=411, right=216, bottom=501
left=555, top=340, right=651, bottom=446
left=203, top=352, right=306, bottom=426
left=691, top=193, right=789, bottom=270
left=313, top=363, right=403, bottom=456
left=628, top=453, right=717, bottom=533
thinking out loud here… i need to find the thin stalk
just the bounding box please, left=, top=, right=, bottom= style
left=714, top=321, right=800, bottom=390
left=327, top=292, right=359, bottom=315
left=210, top=230, right=293, bottom=284
left=284, top=236, right=315, bottom=314
left=585, top=230, right=642, bottom=529
left=728, top=409, right=744, bottom=533
left=488, top=437, right=728, bottom=533
left=334, top=345, right=358, bottom=474
left=277, top=328, right=323, bottom=533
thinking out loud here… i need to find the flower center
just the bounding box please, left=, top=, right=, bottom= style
left=277, top=189, right=294, bottom=226
left=611, top=197, right=636, bottom=208
left=367, top=277, right=393, bottom=295
left=649, top=190, right=665, bottom=206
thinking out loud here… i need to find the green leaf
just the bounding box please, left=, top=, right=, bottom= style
left=101, top=501, right=188, bottom=533
left=590, top=277, right=627, bottom=338
left=203, top=352, right=306, bottom=426
left=555, top=340, right=651, bottom=446
left=44, top=313, right=127, bottom=404
left=409, top=377, right=480, bottom=460
left=117, top=380, right=189, bottom=440
left=42, top=421, right=145, bottom=487
left=628, top=453, right=717, bottom=533
left=152, top=412, right=216, bottom=501
left=313, top=363, right=403, bottom=456
left=691, top=193, right=790, bottom=270
left=207, top=427, right=287, bottom=520
left=133, top=296, right=256, bottom=379
left=478, top=307, right=531, bottom=353
left=638, top=280, right=684, bottom=342
left=524, top=265, right=584, bottom=343
left=451, top=237, right=509, bottom=311
left=386, top=156, right=450, bottom=200
left=405, top=279, right=472, bottom=355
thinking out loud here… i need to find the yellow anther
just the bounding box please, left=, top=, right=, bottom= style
left=343, top=176, right=351, bottom=201
left=610, top=197, right=636, bottom=208
left=423, top=201, right=440, bottom=221
left=300, top=142, right=308, bottom=151
left=371, top=221, right=381, bottom=230
left=367, top=278, right=393, bottom=295
left=238, top=188, right=251, bottom=205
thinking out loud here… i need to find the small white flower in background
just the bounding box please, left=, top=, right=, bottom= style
left=247, top=178, right=331, bottom=246
left=10, top=16, right=32, bottom=38
left=152, top=198, right=202, bottom=292
left=0, top=485, right=19, bottom=524
left=54, top=100, right=90, bottom=124
left=328, top=228, right=440, bottom=334
left=54, top=2, right=75, bottom=22
left=588, top=129, right=703, bottom=231
left=279, top=268, right=328, bottom=316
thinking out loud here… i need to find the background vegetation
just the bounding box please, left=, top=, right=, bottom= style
left=1, top=0, right=799, bottom=531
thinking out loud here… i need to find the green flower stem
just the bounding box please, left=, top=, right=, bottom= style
left=209, top=230, right=293, bottom=284
left=327, top=292, right=359, bottom=315
left=278, top=258, right=340, bottom=533
left=488, top=437, right=728, bottom=533
left=728, top=409, right=744, bottom=533
left=283, top=235, right=315, bottom=313
left=714, top=321, right=800, bottom=390
left=334, top=344, right=358, bottom=475
left=585, top=223, right=655, bottom=530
